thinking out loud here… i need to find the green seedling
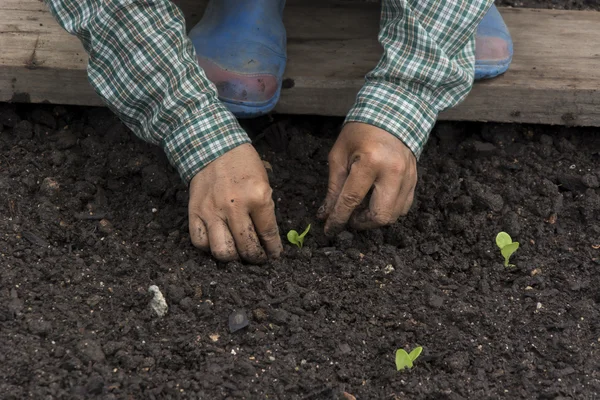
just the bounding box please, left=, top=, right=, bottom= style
left=395, top=346, right=423, bottom=371
left=287, top=224, right=311, bottom=248
left=496, top=231, right=520, bottom=267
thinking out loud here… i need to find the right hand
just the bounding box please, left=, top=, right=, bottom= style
left=188, top=144, right=283, bottom=264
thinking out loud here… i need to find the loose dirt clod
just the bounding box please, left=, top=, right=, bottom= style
left=148, top=285, right=168, bottom=318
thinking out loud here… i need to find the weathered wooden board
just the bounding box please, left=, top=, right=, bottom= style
left=1, top=0, right=599, bottom=126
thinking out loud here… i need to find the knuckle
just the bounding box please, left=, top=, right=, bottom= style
left=389, top=161, right=407, bottom=175
left=249, top=182, right=273, bottom=206
left=372, top=212, right=396, bottom=226
left=340, top=192, right=363, bottom=208
left=360, top=149, right=384, bottom=167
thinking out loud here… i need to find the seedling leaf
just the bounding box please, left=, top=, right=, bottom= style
left=496, top=232, right=512, bottom=249
left=395, top=349, right=413, bottom=370
left=287, top=224, right=311, bottom=248
left=408, top=346, right=423, bottom=362
left=501, top=242, right=519, bottom=266
left=495, top=231, right=520, bottom=266
left=287, top=230, right=299, bottom=246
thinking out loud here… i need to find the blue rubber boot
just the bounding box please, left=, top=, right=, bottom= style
left=189, top=0, right=286, bottom=118
left=475, top=4, right=513, bottom=80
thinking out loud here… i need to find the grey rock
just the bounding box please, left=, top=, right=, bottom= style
left=228, top=309, right=249, bottom=333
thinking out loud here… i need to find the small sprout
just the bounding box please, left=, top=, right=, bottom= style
left=287, top=224, right=311, bottom=248
left=395, top=346, right=423, bottom=371
left=496, top=231, right=520, bottom=267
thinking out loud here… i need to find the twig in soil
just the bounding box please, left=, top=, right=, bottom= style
left=21, top=231, right=49, bottom=247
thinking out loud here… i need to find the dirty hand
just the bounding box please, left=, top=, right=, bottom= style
left=188, top=144, right=283, bottom=263
left=318, top=122, right=417, bottom=235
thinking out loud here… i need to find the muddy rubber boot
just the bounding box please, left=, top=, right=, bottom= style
left=475, top=4, right=513, bottom=80
left=189, top=0, right=286, bottom=118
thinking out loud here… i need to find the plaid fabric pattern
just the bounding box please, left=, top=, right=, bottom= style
left=47, top=0, right=491, bottom=179
left=346, top=0, right=493, bottom=158
left=45, top=0, right=250, bottom=183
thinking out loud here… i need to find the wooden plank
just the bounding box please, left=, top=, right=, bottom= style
left=1, top=0, right=600, bottom=127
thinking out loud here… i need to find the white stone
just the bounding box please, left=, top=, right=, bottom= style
left=148, top=285, right=168, bottom=317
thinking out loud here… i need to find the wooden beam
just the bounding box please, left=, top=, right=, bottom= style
left=1, top=0, right=600, bottom=126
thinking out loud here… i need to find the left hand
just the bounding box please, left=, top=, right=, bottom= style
left=317, top=122, right=417, bottom=235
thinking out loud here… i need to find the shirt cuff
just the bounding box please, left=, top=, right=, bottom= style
left=344, top=80, right=438, bottom=159
left=162, top=102, right=251, bottom=184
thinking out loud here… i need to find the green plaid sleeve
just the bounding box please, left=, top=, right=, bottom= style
left=45, top=0, right=250, bottom=183
left=345, top=0, right=493, bottom=158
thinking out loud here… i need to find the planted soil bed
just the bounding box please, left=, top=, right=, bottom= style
left=0, top=103, right=599, bottom=399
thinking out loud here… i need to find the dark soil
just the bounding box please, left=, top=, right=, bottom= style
left=1, top=102, right=599, bottom=399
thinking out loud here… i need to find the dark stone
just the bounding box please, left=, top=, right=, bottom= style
left=228, top=309, right=249, bottom=333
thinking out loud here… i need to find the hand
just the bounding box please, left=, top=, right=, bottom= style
left=188, top=144, right=283, bottom=263
left=318, top=122, right=417, bottom=235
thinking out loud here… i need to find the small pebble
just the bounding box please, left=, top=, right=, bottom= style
left=229, top=309, right=249, bottom=333
left=39, top=177, right=60, bottom=197
left=148, top=285, right=168, bottom=318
